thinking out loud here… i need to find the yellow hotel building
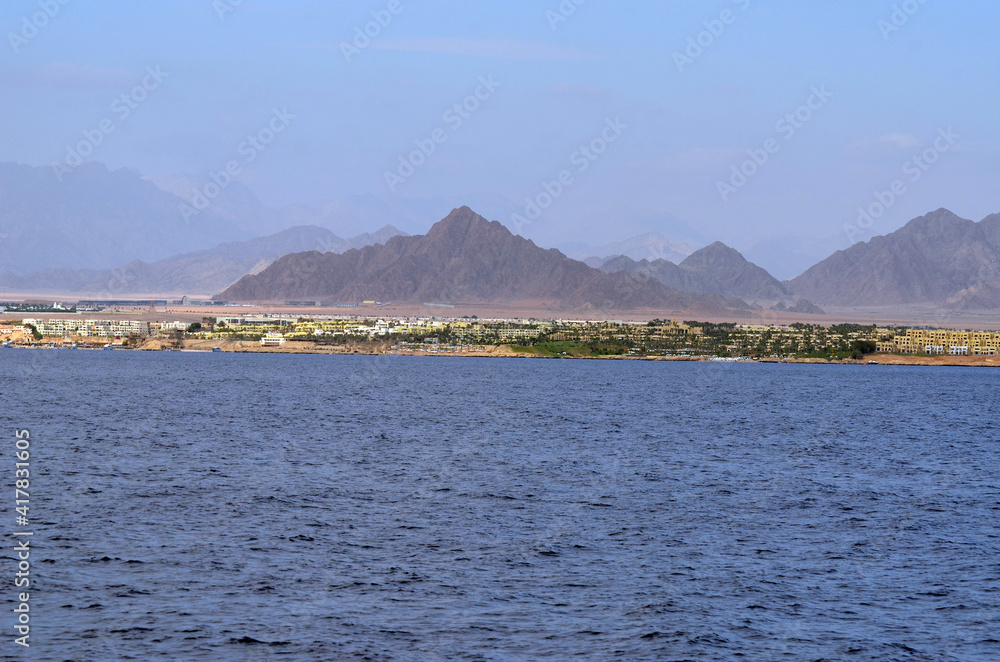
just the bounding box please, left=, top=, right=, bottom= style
left=879, top=329, right=1000, bottom=356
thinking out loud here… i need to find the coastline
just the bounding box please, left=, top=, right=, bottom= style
left=156, top=339, right=1000, bottom=366
left=5, top=338, right=999, bottom=367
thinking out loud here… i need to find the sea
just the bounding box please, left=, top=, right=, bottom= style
left=1, top=349, right=998, bottom=661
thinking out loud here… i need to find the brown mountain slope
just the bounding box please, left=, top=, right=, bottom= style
left=219, top=207, right=750, bottom=313
left=679, top=242, right=790, bottom=300
left=600, top=242, right=792, bottom=302
left=787, top=208, right=1000, bottom=308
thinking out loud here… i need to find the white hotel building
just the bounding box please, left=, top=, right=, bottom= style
left=23, top=319, right=150, bottom=338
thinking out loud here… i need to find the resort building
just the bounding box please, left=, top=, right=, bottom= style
left=260, top=333, right=286, bottom=346
left=883, top=329, right=1000, bottom=355
left=22, top=319, right=149, bottom=338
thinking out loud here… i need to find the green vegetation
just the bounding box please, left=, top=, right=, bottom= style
left=501, top=320, right=891, bottom=360
left=23, top=322, right=42, bottom=341
left=509, top=340, right=627, bottom=358
left=509, top=344, right=551, bottom=356
left=830, top=323, right=877, bottom=335
left=510, top=341, right=585, bottom=357
left=850, top=339, right=878, bottom=360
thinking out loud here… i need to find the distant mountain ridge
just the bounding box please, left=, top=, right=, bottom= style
left=4, top=162, right=998, bottom=316
left=219, top=207, right=751, bottom=313
left=0, top=162, right=248, bottom=274
left=598, top=242, right=823, bottom=313
left=787, top=208, right=1000, bottom=310
left=143, top=173, right=286, bottom=238
left=570, top=232, right=698, bottom=265
left=0, top=224, right=406, bottom=295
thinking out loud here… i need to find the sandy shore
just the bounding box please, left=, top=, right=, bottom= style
left=841, top=354, right=1000, bottom=367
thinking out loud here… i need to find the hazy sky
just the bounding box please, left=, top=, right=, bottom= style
left=2, top=0, right=998, bottom=274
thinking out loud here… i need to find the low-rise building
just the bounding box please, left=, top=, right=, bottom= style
left=260, top=333, right=286, bottom=347
left=23, top=318, right=148, bottom=338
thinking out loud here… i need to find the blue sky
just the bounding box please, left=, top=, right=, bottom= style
left=1, top=0, right=997, bottom=276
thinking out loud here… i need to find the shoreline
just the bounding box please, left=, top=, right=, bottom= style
left=4, top=339, right=999, bottom=367
left=4, top=302, right=1000, bottom=330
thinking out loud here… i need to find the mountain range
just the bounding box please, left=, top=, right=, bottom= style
left=568, top=232, right=698, bottom=266
left=3, top=159, right=999, bottom=316
left=220, top=206, right=1000, bottom=315
left=219, top=207, right=750, bottom=314
left=788, top=208, right=1000, bottom=311
left=0, top=224, right=405, bottom=296
left=597, top=242, right=823, bottom=313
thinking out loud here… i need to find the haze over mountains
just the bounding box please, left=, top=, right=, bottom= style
left=0, top=162, right=410, bottom=294
left=3, top=161, right=1000, bottom=316
left=0, top=162, right=248, bottom=274
left=569, top=232, right=698, bottom=266
left=220, top=207, right=750, bottom=314
left=0, top=224, right=406, bottom=296
left=145, top=173, right=438, bottom=242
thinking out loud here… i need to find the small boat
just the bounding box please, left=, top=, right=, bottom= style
left=103, top=344, right=114, bottom=351
left=867, top=360, right=879, bottom=365
left=212, top=346, right=222, bottom=353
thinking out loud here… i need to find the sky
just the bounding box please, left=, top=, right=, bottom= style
left=1, top=0, right=998, bottom=277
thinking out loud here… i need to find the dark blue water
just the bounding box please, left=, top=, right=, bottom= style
left=1, top=349, right=998, bottom=661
